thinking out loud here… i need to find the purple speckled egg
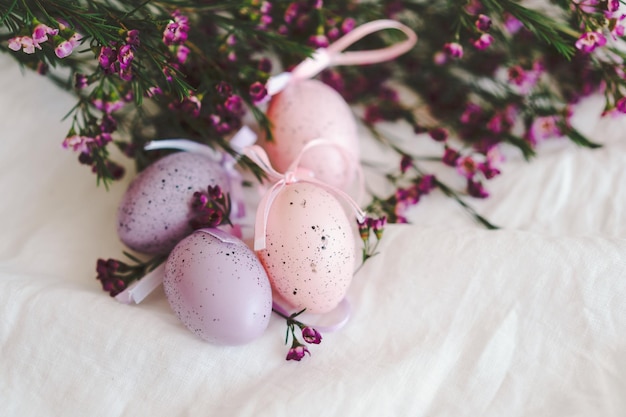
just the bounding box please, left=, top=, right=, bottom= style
left=117, top=152, right=230, bottom=255
left=258, top=182, right=356, bottom=314
left=260, top=79, right=360, bottom=190
left=163, top=229, right=272, bottom=345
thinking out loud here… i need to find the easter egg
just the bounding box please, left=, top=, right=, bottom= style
left=117, top=152, right=230, bottom=255
left=258, top=182, right=356, bottom=314
left=163, top=228, right=273, bottom=345
left=261, top=78, right=359, bottom=190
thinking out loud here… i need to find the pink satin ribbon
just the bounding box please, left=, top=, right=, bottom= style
left=267, top=19, right=417, bottom=94
left=244, top=139, right=367, bottom=251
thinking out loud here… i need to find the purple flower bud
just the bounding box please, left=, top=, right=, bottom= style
left=473, top=33, right=494, bottom=50
left=249, top=81, right=268, bottom=103
left=400, top=155, right=413, bottom=173
left=442, top=146, right=460, bottom=167
left=75, top=73, right=88, bottom=89
left=224, top=95, right=243, bottom=114
left=467, top=178, right=489, bottom=198
left=126, top=29, right=140, bottom=47
left=286, top=344, right=310, bottom=361
left=475, top=14, right=492, bottom=32
left=617, top=97, right=626, bottom=113
left=341, top=17, right=356, bottom=34
left=207, top=185, right=223, bottom=200
left=443, top=42, right=464, bottom=59
left=301, top=327, right=322, bottom=344
left=308, top=34, right=329, bottom=48
left=429, top=127, right=449, bottom=142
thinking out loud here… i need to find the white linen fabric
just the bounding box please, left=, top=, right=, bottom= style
left=1, top=54, right=625, bottom=417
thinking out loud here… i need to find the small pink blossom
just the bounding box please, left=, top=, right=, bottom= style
left=7, top=37, right=23, bottom=51
left=286, top=344, right=310, bottom=361
left=55, top=40, right=74, bottom=58
left=528, top=115, right=562, bottom=144
left=62, top=134, right=95, bottom=153
left=615, top=97, right=626, bottom=113
left=443, top=42, right=464, bottom=59
left=575, top=31, right=607, bottom=53
left=456, top=156, right=478, bottom=178
left=32, top=24, right=58, bottom=45
left=473, top=33, right=494, bottom=50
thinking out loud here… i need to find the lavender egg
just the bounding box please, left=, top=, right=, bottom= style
left=163, top=229, right=272, bottom=345
left=117, top=152, right=230, bottom=255
left=258, top=182, right=356, bottom=314
left=260, top=79, right=360, bottom=190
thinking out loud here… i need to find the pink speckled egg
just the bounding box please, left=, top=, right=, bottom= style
left=258, top=182, right=356, bottom=314
left=117, top=152, right=230, bottom=255
left=163, top=228, right=272, bottom=345
left=260, top=79, right=359, bottom=190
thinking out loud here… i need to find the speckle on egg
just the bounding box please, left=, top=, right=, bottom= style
left=163, top=229, right=273, bottom=345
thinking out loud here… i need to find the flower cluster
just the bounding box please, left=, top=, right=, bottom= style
left=189, top=185, right=233, bottom=230
left=4, top=0, right=626, bottom=227
left=96, top=254, right=164, bottom=297
left=8, top=20, right=81, bottom=59
left=272, top=306, right=323, bottom=362
left=357, top=215, right=387, bottom=268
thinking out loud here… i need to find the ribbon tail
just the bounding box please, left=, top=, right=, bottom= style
left=253, top=181, right=284, bottom=251
left=115, top=263, right=165, bottom=304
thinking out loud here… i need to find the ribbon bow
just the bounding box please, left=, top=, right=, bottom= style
left=244, top=139, right=366, bottom=251
left=266, top=19, right=417, bottom=95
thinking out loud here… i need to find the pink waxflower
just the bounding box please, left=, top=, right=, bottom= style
left=443, top=42, right=464, bottom=59
left=616, top=97, right=626, bottom=113
left=528, top=115, right=562, bottom=144
left=9, top=36, right=37, bottom=54
left=176, top=45, right=190, bottom=63
left=473, top=33, right=494, bottom=50
left=608, top=0, right=620, bottom=12
left=504, top=14, right=523, bottom=34
left=62, top=134, right=95, bottom=153
left=575, top=31, right=607, bottom=53
left=32, top=23, right=58, bottom=45
left=55, top=40, right=75, bottom=58
left=7, top=37, right=23, bottom=51
left=456, top=155, right=478, bottom=178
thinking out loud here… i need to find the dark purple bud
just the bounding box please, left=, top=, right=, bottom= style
left=429, top=127, right=449, bottom=142
left=467, top=178, right=489, bottom=198
left=286, top=344, right=310, bottom=361
left=249, top=81, right=268, bottom=103
left=400, top=155, right=413, bottom=173
left=301, top=327, right=322, bottom=344
left=443, top=147, right=460, bottom=167
left=475, top=14, right=492, bottom=32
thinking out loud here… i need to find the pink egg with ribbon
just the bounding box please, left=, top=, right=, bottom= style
left=163, top=228, right=273, bottom=345
left=261, top=78, right=360, bottom=191
left=258, top=181, right=356, bottom=314
left=244, top=145, right=364, bottom=315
